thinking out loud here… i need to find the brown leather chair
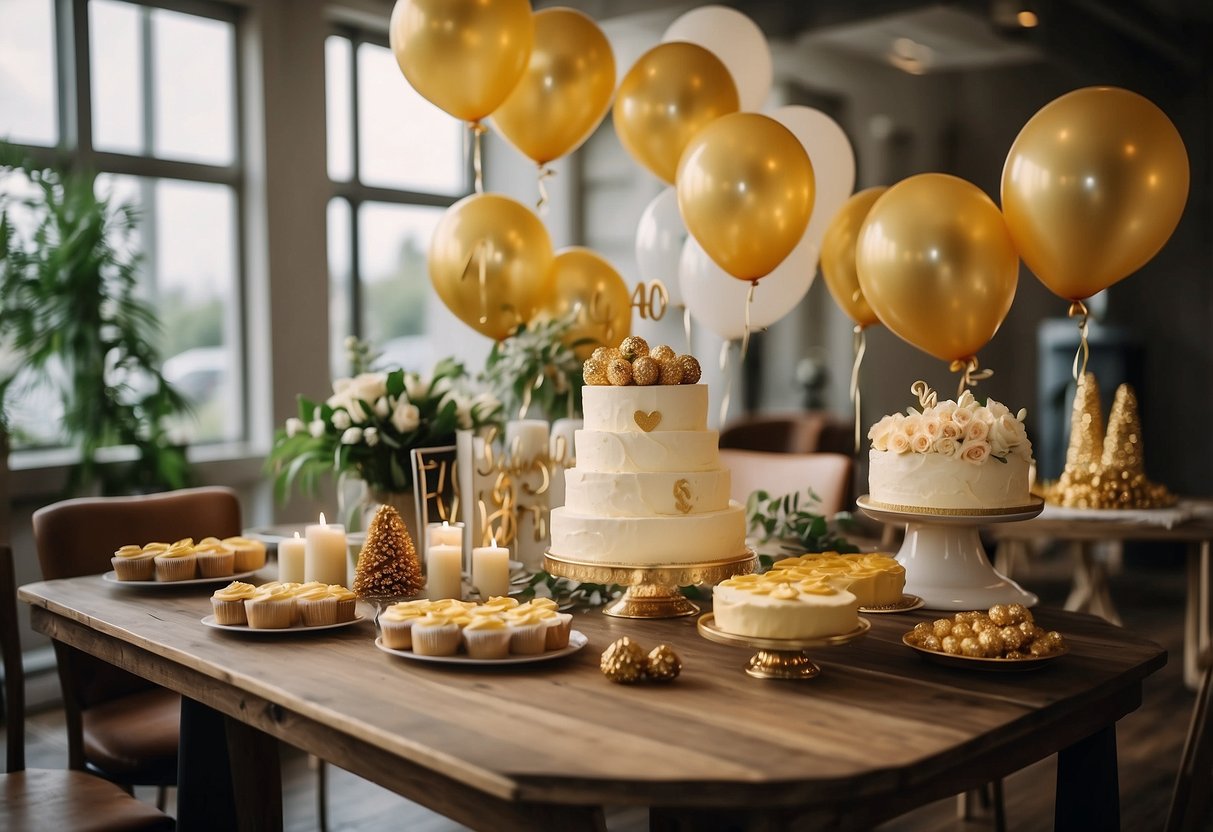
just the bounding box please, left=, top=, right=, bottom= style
left=1, top=545, right=174, bottom=831
left=720, top=412, right=854, bottom=457
left=31, top=487, right=242, bottom=792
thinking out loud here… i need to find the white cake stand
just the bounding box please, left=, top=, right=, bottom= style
left=856, top=495, right=1043, bottom=611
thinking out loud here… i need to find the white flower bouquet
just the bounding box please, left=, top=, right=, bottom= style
left=868, top=390, right=1031, bottom=465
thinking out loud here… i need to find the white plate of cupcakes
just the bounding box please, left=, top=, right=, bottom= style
left=201, top=580, right=365, bottom=634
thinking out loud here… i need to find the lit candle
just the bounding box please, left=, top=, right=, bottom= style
left=427, top=521, right=463, bottom=548
left=278, top=531, right=306, bottom=583
left=305, top=513, right=348, bottom=586
left=472, top=538, right=510, bottom=599
left=426, top=544, right=462, bottom=600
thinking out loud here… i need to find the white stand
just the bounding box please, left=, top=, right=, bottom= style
left=857, top=496, right=1043, bottom=610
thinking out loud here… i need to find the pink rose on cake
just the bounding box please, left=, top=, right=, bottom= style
left=960, top=440, right=992, bottom=464
left=965, top=418, right=990, bottom=443
left=867, top=387, right=1031, bottom=465
left=934, top=436, right=960, bottom=457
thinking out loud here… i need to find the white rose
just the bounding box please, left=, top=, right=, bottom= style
left=922, top=416, right=942, bottom=439
left=470, top=391, right=500, bottom=421
left=903, top=415, right=922, bottom=436
left=871, top=426, right=892, bottom=452
left=989, top=413, right=1020, bottom=453
left=960, top=439, right=991, bottom=464
left=951, top=407, right=973, bottom=428
left=935, top=436, right=959, bottom=457
left=936, top=401, right=957, bottom=419
left=308, top=419, right=326, bottom=438
left=285, top=417, right=304, bottom=437
left=404, top=373, right=427, bottom=401
left=373, top=397, right=390, bottom=418
left=889, top=432, right=912, bottom=454
left=391, top=401, right=421, bottom=434
left=965, top=419, right=990, bottom=442
left=940, top=419, right=963, bottom=440
left=340, top=427, right=362, bottom=445
left=910, top=431, right=933, bottom=454
left=327, top=372, right=388, bottom=421
left=441, top=391, right=474, bottom=429
left=867, top=415, right=895, bottom=441
left=430, top=376, right=453, bottom=398
left=363, top=427, right=380, bottom=447
left=957, top=390, right=976, bottom=409
left=331, top=409, right=352, bottom=430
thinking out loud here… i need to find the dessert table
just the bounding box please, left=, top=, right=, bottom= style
left=20, top=573, right=1164, bottom=831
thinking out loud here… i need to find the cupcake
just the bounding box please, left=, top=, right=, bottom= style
left=223, top=536, right=267, bottom=572
left=111, top=544, right=157, bottom=581
left=193, top=537, right=235, bottom=578
left=543, top=611, right=574, bottom=650
left=327, top=585, right=358, bottom=622
left=296, top=583, right=338, bottom=626
left=245, top=584, right=297, bottom=629
left=505, top=608, right=549, bottom=655
left=411, top=611, right=464, bottom=656
left=479, top=596, right=519, bottom=613
left=211, top=581, right=257, bottom=625
left=461, top=614, right=512, bottom=659
left=153, top=541, right=197, bottom=582
left=526, top=597, right=559, bottom=612
left=379, top=602, right=429, bottom=649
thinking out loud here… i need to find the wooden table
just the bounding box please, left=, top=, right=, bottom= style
left=20, top=574, right=1165, bottom=831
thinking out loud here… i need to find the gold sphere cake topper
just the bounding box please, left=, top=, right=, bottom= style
left=600, top=636, right=683, bottom=684
left=1041, top=373, right=1175, bottom=509
left=582, top=346, right=703, bottom=387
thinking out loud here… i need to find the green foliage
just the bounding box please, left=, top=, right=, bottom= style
left=0, top=148, right=191, bottom=494
left=514, top=570, right=621, bottom=608
left=482, top=313, right=587, bottom=421
left=745, top=488, right=859, bottom=563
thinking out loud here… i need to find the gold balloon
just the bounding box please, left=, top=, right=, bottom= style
left=491, top=8, right=615, bottom=165
left=676, top=113, right=814, bottom=281
left=389, top=0, right=534, bottom=124
left=820, top=187, right=886, bottom=328
left=538, top=247, right=631, bottom=359
left=1002, top=86, right=1189, bottom=301
left=856, top=174, right=1018, bottom=362
left=613, top=42, right=739, bottom=184
left=429, top=193, right=554, bottom=340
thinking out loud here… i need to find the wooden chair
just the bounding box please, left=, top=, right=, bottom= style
left=1, top=545, right=173, bottom=831
left=1166, top=648, right=1213, bottom=832
left=720, top=449, right=853, bottom=516
left=31, top=487, right=241, bottom=796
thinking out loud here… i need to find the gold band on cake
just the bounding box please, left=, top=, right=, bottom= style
left=860, top=496, right=1045, bottom=517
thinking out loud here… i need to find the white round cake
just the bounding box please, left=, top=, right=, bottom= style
left=713, top=574, right=860, bottom=640
left=549, top=384, right=747, bottom=565
left=867, top=389, right=1034, bottom=512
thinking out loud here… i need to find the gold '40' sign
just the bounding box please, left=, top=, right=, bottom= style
left=629, top=280, right=669, bottom=321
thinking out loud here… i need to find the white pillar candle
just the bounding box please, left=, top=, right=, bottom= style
left=548, top=418, right=581, bottom=509
left=278, top=531, right=306, bottom=583
left=426, top=544, right=463, bottom=600
left=305, top=513, right=348, bottom=586
left=458, top=428, right=494, bottom=560
left=428, top=521, right=463, bottom=547
left=505, top=419, right=550, bottom=570
left=472, top=541, right=510, bottom=600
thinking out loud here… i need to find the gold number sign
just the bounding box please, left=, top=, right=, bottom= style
left=629, top=280, right=669, bottom=321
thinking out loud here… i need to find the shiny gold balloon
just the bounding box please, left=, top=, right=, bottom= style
left=676, top=112, right=814, bottom=281
left=538, top=247, right=631, bottom=359
left=1002, top=86, right=1189, bottom=301
left=389, top=0, right=534, bottom=124
left=856, top=174, right=1018, bottom=362
left=820, top=187, right=886, bottom=328
left=613, top=42, right=739, bottom=184
left=491, top=8, right=615, bottom=165
left=429, top=193, right=555, bottom=340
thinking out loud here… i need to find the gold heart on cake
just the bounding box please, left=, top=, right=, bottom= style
left=633, top=410, right=662, bottom=432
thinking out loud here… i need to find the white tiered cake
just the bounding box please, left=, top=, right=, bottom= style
left=549, top=384, right=747, bottom=566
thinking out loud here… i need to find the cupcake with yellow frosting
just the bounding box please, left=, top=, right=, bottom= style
left=411, top=611, right=464, bottom=656
left=461, top=614, right=511, bottom=659
left=542, top=610, right=573, bottom=650
left=223, top=536, right=267, bottom=572
left=478, top=596, right=519, bottom=613
left=193, top=537, right=235, bottom=579
left=327, top=585, right=357, bottom=622
left=211, top=581, right=258, bottom=625
left=245, top=583, right=297, bottom=629
left=379, top=601, right=430, bottom=649
left=504, top=608, right=549, bottom=655
left=111, top=544, right=158, bottom=581
left=296, top=582, right=338, bottom=626
left=153, top=539, right=197, bottom=582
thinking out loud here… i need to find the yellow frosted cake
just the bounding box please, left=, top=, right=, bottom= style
left=766, top=553, right=905, bottom=608
left=713, top=573, right=859, bottom=639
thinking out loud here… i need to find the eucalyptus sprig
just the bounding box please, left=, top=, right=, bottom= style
left=746, top=489, right=859, bottom=567
left=482, top=312, right=588, bottom=421
left=515, top=570, right=622, bottom=609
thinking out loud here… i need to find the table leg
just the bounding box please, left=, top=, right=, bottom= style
left=1055, top=724, right=1119, bottom=832
left=226, top=714, right=283, bottom=832
left=1185, top=540, right=1212, bottom=689
left=1065, top=542, right=1122, bottom=625
left=178, top=697, right=238, bottom=832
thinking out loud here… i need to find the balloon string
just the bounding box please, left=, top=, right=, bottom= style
left=850, top=325, right=866, bottom=455
left=536, top=165, right=556, bottom=212
left=739, top=280, right=757, bottom=363
left=1069, top=300, right=1090, bottom=382
left=948, top=356, right=994, bottom=397
left=682, top=305, right=693, bottom=353
left=457, top=238, right=490, bottom=325
left=471, top=122, right=487, bottom=194
left=718, top=340, right=732, bottom=426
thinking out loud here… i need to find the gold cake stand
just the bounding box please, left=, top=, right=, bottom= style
left=543, top=549, right=758, bottom=619
left=698, top=613, right=871, bottom=680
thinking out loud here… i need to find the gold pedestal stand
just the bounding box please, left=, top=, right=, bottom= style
left=698, top=614, right=871, bottom=680
left=543, top=550, right=758, bottom=619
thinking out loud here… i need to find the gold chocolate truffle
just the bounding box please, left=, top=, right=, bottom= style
left=601, top=637, right=647, bottom=684
left=650, top=344, right=676, bottom=363
left=658, top=358, right=683, bottom=386
left=632, top=356, right=660, bottom=386
left=619, top=335, right=650, bottom=361
left=678, top=354, right=702, bottom=385
left=583, top=359, right=608, bottom=386
left=646, top=645, right=682, bottom=682
left=606, top=358, right=634, bottom=386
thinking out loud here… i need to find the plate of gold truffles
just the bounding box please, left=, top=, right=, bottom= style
left=902, top=604, right=1068, bottom=671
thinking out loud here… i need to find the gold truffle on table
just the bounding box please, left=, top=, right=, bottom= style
left=601, top=637, right=647, bottom=684
left=904, top=604, right=1065, bottom=660
left=646, top=644, right=682, bottom=682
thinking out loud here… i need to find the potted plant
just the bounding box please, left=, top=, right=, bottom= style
left=0, top=149, right=191, bottom=495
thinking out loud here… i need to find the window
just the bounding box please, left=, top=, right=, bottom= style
left=0, top=0, right=244, bottom=449
left=324, top=30, right=468, bottom=378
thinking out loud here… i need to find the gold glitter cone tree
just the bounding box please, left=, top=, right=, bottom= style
left=1096, top=383, right=1175, bottom=508
left=353, top=505, right=424, bottom=600
left=1044, top=373, right=1105, bottom=507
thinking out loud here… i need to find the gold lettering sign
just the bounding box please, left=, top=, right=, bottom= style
left=472, top=426, right=552, bottom=549
left=411, top=446, right=459, bottom=529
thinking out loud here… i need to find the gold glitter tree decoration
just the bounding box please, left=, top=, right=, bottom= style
left=353, top=505, right=424, bottom=600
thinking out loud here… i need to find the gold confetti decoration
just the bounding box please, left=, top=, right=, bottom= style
left=632, top=355, right=660, bottom=386
left=600, top=637, right=647, bottom=684
left=678, top=354, right=702, bottom=385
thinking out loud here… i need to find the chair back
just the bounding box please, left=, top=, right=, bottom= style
left=1, top=546, right=25, bottom=773
left=721, top=412, right=853, bottom=456
left=720, top=450, right=853, bottom=517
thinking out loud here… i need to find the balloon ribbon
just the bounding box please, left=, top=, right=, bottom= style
left=458, top=239, right=490, bottom=325
left=470, top=122, right=487, bottom=194
left=682, top=305, right=693, bottom=353
left=536, top=165, right=556, bottom=212
left=718, top=340, right=732, bottom=426
left=1068, top=300, right=1090, bottom=382
left=948, top=356, right=993, bottom=397
left=739, top=280, right=757, bottom=363
left=849, top=325, right=867, bottom=455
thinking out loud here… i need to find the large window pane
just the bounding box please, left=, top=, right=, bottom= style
left=357, top=43, right=464, bottom=193
left=90, top=0, right=144, bottom=154
left=0, top=0, right=58, bottom=146
left=358, top=202, right=443, bottom=371
left=326, top=37, right=353, bottom=183
left=152, top=8, right=235, bottom=165
left=327, top=197, right=352, bottom=377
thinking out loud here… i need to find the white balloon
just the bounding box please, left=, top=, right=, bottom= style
left=771, top=106, right=856, bottom=249
left=634, top=187, right=686, bottom=307
left=680, top=234, right=818, bottom=341
left=662, top=5, right=772, bottom=112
